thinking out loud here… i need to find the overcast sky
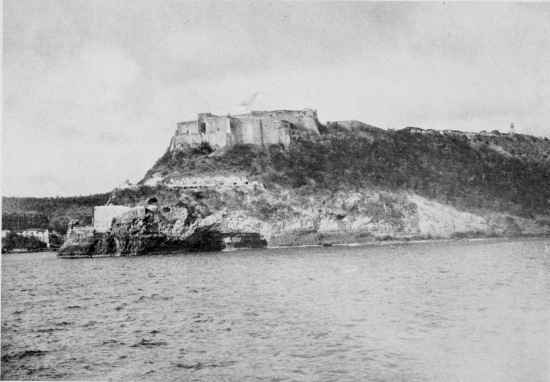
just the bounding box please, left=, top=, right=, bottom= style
left=3, top=1, right=550, bottom=197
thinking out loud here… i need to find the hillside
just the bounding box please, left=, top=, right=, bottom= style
left=142, top=124, right=550, bottom=217
left=2, top=193, right=110, bottom=234
left=11, top=121, right=550, bottom=256
left=54, top=122, right=547, bottom=257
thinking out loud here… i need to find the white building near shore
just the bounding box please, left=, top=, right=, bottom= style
left=21, top=229, right=50, bottom=248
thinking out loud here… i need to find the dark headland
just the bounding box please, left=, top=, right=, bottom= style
left=3, top=109, right=550, bottom=257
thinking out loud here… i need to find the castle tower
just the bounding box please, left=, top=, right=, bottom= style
left=510, top=123, right=515, bottom=136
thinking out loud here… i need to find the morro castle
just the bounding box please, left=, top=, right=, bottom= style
left=170, top=109, right=320, bottom=151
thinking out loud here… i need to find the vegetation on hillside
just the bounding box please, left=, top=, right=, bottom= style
left=2, top=193, right=110, bottom=234
left=143, top=125, right=550, bottom=217
left=1, top=233, right=47, bottom=252
left=4, top=126, right=549, bottom=236
left=269, top=129, right=550, bottom=215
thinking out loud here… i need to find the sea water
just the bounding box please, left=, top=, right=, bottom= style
left=2, top=239, right=549, bottom=381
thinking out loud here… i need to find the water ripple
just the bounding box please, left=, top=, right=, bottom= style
left=2, top=240, right=549, bottom=381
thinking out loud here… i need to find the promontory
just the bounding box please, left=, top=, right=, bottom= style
left=53, top=108, right=550, bottom=257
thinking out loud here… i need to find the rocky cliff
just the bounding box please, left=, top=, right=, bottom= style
left=59, top=123, right=550, bottom=257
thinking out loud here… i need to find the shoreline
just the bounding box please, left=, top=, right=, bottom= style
left=2, top=248, right=56, bottom=255
left=265, top=235, right=549, bottom=251
left=55, top=234, right=550, bottom=258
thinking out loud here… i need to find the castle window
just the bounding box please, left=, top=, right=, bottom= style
left=200, top=123, right=206, bottom=134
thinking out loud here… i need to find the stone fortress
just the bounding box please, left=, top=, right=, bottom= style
left=169, top=108, right=320, bottom=151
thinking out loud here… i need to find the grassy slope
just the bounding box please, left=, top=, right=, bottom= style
left=143, top=125, right=550, bottom=218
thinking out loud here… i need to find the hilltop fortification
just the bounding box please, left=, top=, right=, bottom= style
left=169, top=108, right=320, bottom=151
left=51, top=108, right=550, bottom=257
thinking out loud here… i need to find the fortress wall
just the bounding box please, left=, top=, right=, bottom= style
left=231, top=118, right=262, bottom=145
left=170, top=134, right=202, bottom=150
left=279, top=121, right=291, bottom=147
left=226, top=132, right=236, bottom=147
left=229, top=118, right=244, bottom=143
left=262, top=120, right=291, bottom=148
left=170, top=132, right=231, bottom=149
left=177, top=121, right=199, bottom=135
left=202, top=133, right=230, bottom=148
left=249, top=109, right=319, bottom=134
left=197, top=113, right=213, bottom=125
left=171, top=109, right=317, bottom=152
left=231, top=113, right=252, bottom=119
left=291, top=111, right=320, bottom=133
left=261, top=120, right=278, bottom=145
left=243, top=119, right=263, bottom=145
left=205, top=116, right=231, bottom=135
left=302, top=112, right=320, bottom=133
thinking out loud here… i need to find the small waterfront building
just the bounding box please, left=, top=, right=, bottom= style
left=21, top=229, right=50, bottom=248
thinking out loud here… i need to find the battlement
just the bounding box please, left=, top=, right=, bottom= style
left=170, top=108, right=319, bottom=152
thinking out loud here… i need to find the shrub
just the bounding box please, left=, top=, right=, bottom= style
left=191, top=142, right=213, bottom=155
left=2, top=233, right=47, bottom=252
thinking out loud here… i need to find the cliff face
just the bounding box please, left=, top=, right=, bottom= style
left=59, top=184, right=550, bottom=257
left=59, top=123, right=550, bottom=257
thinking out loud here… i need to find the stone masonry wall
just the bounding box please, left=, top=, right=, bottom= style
left=177, top=120, right=199, bottom=134
left=234, top=118, right=263, bottom=146
left=170, top=131, right=232, bottom=150
left=205, top=115, right=231, bottom=135
left=170, top=133, right=202, bottom=150
left=171, top=109, right=317, bottom=152
left=249, top=109, right=319, bottom=134
left=203, top=133, right=231, bottom=148
left=261, top=119, right=291, bottom=148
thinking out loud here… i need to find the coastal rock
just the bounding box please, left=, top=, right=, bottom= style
left=58, top=183, right=550, bottom=258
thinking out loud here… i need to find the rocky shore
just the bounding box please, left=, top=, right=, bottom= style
left=58, top=185, right=550, bottom=258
